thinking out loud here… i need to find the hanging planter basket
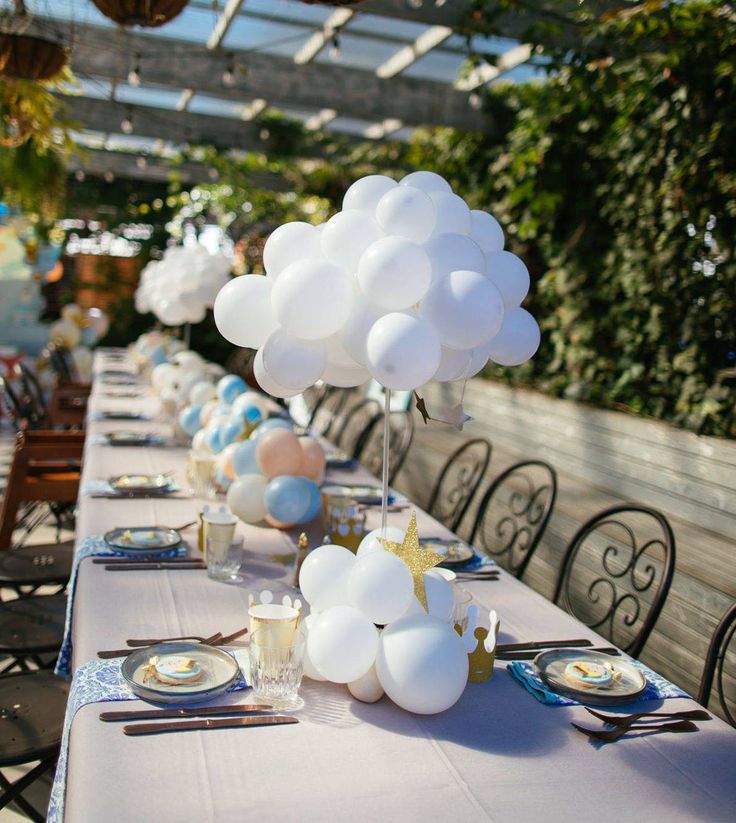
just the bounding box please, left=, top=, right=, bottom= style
left=0, top=33, right=67, bottom=80
left=90, top=1, right=190, bottom=28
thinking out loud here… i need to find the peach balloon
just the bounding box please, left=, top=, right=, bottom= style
left=200, top=399, right=219, bottom=426
left=220, top=442, right=239, bottom=480
left=266, top=514, right=292, bottom=530
left=255, top=428, right=304, bottom=479
left=299, top=437, right=326, bottom=481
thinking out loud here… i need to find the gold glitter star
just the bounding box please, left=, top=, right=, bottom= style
left=381, top=511, right=444, bottom=611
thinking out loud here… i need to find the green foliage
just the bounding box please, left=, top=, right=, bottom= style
left=446, top=0, right=735, bottom=437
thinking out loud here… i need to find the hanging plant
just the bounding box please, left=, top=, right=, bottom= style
left=90, top=1, right=190, bottom=27
left=0, top=34, right=67, bottom=80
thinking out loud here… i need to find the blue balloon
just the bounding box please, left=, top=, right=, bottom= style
left=264, top=476, right=312, bottom=525
left=150, top=345, right=168, bottom=367
left=217, top=374, right=247, bottom=405
left=178, top=404, right=203, bottom=437
left=298, top=479, right=322, bottom=524
left=231, top=440, right=260, bottom=476
left=210, top=403, right=232, bottom=420
left=220, top=416, right=245, bottom=448
left=242, top=405, right=263, bottom=425
left=215, top=466, right=232, bottom=492
left=250, top=418, right=293, bottom=441
left=205, top=424, right=225, bottom=454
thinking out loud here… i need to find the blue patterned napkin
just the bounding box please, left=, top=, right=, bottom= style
left=507, top=659, right=689, bottom=705
left=88, top=411, right=151, bottom=421
left=55, top=535, right=187, bottom=677
left=47, top=657, right=247, bottom=823
left=88, top=433, right=166, bottom=447
left=81, top=479, right=180, bottom=496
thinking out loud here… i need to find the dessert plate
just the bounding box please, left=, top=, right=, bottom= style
left=122, top=642, right=241, bottom=705
left=321, top=484, right=397, bottom=505
left=104, top=431, right=155, bottom=447
left=99, top=411, right=146, bottom=421
left=104, top=527, right=182, bottom=554
left=325, top=449, right=356, bottom=469
left=109, top=474, right=172, bottom=493
left=420, top=538, right=475, bottom=567
left=534, top=649, right=647, bottom=705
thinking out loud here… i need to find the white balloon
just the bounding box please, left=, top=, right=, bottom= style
left=429, top=191, right=471, bottom=236
left=375, top=186, right=436, bottom=243
left=366, top=312, right=441, bottom=391
left=301, top=614, right=327, bottom=681
left=344, top=174, right=397, bottom=212
left=192, top=429, right=210, bottom=453
left=433, top=346, right=472, bottom=382
left=470, top=210, right=504, bottom=253
left=262, top=329, right=326, bottom=391
left=358, top=237, right=431, bottom=311
left=272, top=259, right=354, bottom=340
left=420, top=270, right=505, bottom=351
left=462, top=336, right=496, bottom=379
left=348, top=665, right=384, bottom=703
left=308, top=605, right=378, bottom=683
left=226, top=474, right=267, bottom=523
left=190, top=380, right=216, bottom=406
left=322, top=361, right=371, bottom=388
left=487, top=307, right=541, bottom=366
left=376, top=614, right=468, bottom=714
left=399, top=171, right=452, bottom=195
left=340, top=299, right=384, bottom=366
left=214, top=275, right=277, bottom=349
left=325, top=334, right=358, bottom=368
left=299, top=544, right=355, bottom=610
left=263, top=222, right=322, bottom=279
left=423, top=570, right=454, bottom=622
left=321, top=211, right=383, bottom=272
left=357, top=526, right=406, bottom=557
left=348, top=551, right=414, bottom=625
left=485, top=250, right=530, bottom=310
left=253, top=349, right=300, bottom=399
left=423, top=233, right=485, bottom=287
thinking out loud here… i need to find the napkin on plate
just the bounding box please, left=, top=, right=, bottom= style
left=507, top=659, right=689, bottom=706
left=81, top=479, right=180, bottom=497
left=47, top=657, right=247, bottom=823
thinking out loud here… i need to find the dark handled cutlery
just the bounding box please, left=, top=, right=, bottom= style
left=98, top=631, right=222, bottom=659
left=572, top=719, right=698, bottom=744
left=126, top=625, right=248, bottom=648
left=94, top=557, right=198, bottom=566
left=496, top=639, right=594, bottom=653
left=496, top=646, right=619, bottom=661
left=105, top=562, right=205, bottom=571
left=101, top=704, right=273, bottom=722
left=584, top=707, right=710, bottom=727
left=123, top=715, right=299, bottom=736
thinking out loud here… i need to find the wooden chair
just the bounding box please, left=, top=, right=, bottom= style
left=427, top=438, right=492, bottom=534
left=308, top=387, right=352, bottom=438
left=469, top=460, right=556, bottom=577
left=698, top=603, right=736, bottom=727
left=359, top=409, right=414, bottom=484
left=553, top=504, right=676, bottom=657
left=332, top=398, right=382, bottom=458
left=0, top=671, right=68, bottom=822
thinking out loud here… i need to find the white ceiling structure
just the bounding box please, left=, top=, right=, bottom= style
left=13, top=0, right=551, bottom=180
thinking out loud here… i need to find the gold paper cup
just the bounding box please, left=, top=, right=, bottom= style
left=248, top=603, right=300, bottom=647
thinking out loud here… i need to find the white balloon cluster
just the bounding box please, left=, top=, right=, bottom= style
left=298, top=526, right=469, bottom=715
left=215, top=171, right=540, bottom=397
left=135, top=245, right=232, bottom=326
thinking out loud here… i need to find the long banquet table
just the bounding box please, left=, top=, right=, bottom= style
left=61, top=349, right=736, bottom=822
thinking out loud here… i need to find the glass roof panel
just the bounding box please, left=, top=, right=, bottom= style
left=313, top=33, right=402, bottom=72
left=138, top=6, right=218, bottom=43
left=19, top=0, right=112, bottom=28
left=187, top=94, right=251, bottom=120
left=229, top=0, right=332, bottom=25
left=68, top=77, right=113, bottom=100
left=403, top=50, right=466, bottom=83
left=223, top=17, right=312, bottom=57
left=346, top=13, right=430, bottom=41
left=114, top=84, right=183, bottom=110
left=492, top=64, right=546, bottom=84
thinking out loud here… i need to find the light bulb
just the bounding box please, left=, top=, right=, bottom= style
left=329, top=35, right=341, bottom=61
left=104, top=171, right=115, bottom=184
left=128, top=68, right=140, bottom=87
left=136, top=156, right=148, bottom=170
left=121, top=117, right=133, bottom=134
left=469, top=92, right=482, bottom=110
left=222, top=68, right=235, bottom=87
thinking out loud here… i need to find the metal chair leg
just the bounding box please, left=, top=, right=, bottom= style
left=0, top=756, right=57, bottom=821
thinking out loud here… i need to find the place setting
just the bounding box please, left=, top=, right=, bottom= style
left=81, top=472, right=186, bottom=499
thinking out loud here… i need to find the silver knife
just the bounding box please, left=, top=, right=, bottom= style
left=101, top=704, right=273, bottom=722
left=123, top=715, right=299, bottom=736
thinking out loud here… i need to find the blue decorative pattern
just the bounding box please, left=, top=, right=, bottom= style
left=507, top=659, right=689, bottom=705
left=47, top=658, right=247, bottom=823
left=54, top=535, right=186, bottom=677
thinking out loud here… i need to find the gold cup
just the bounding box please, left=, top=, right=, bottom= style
left=326, top=499, right=366, bottom=553
left=248, top=602, right=300, bottom=648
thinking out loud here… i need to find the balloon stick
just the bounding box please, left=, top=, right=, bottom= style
left=381, top=387, right=391, bottom=532
left=183, top=322, right=191, bottom=348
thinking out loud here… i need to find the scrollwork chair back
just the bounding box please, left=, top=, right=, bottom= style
left=333, top=398, right=382, bottom=459
left=360, top=410, right=414, bottom=484
left=698, top=603, right=736, bottom=728
left=427, top=438, right=492, bottom=534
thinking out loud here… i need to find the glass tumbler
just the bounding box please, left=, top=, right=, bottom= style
left=187, top=450, right=217, bottom=499
left=248, top=628, right=306, bottom=709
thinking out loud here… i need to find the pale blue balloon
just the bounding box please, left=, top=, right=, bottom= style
left=150, top=345, right=168, bottom=367
left=264, top=475, right=312, bottom=525
left=217, top=374, right=247, bottom=405
left=231, top=440, right=260, bottom=476
left=220, top=416, right=245, bottom=448
left=215, top=466, right=232, bottom=492
left=210, top=403, right=232, bottom=420
left=298, top=480, right=322, bottom=524
left=205, top=424, right=225, bottom=454
left=178, top=404, right=203, bottom=437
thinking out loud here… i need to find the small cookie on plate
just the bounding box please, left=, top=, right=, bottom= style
left=148, top=655, right=204, bottom=686
left=563, top=660, right=613, bottom=689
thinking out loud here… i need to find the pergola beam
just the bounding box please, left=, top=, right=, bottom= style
left=34, top=21, right=489, bottom=132
left=293, top=8, right=355, bottom=66
left=376, top=25, right=453, bottom=79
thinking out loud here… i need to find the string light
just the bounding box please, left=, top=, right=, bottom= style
left=222, top=54, right=236, bottom=87
left=128, top=54, right=141, bottom=87
left=329, top=34, right=341, bottom=61
left=104, top=170, right=115, bottom=184
left=74, top=169, right=86, bottom=182
left=136, top=156, right=148, bottom=170
left=120, top=108, right=134, bottom=134
left=468, top=92, right=482, bottom=110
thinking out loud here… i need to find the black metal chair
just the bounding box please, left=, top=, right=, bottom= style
left=427, top=438, right=492, bottom=534
left=47, top=344, right=78, bottom=384
left=359, top=409, right=414, bottom=484
left=553, top=504, right=676, bottom=658
left=308, top=387, right=352, bottom=438
left=469, top=460, right=556, bottom=578
left=0, top=376, right=38, bottom=431
left=698, top=603, right=736, bottom=727
left=0, top=671, right=68, bottom=821
left=15, top=363, right=49, bottom=426
left=332, top=398, right=382, bottom=458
